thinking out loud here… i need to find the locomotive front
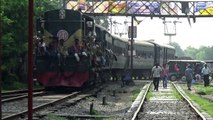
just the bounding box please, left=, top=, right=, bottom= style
left=35, top=9, right=96, bottom=88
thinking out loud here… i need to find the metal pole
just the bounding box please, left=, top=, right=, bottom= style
left=0, top=1, right=2, bottom=118
left=130, top=16, right=134, bottom=80
left=28, top=0, right=34, bottom=120
left=169, top=35, right=172, bottom=44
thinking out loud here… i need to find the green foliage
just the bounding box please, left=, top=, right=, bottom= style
left=47, top=114, right=66, bottom=120
left=35, top=0, right=60, bottom=17
left=170, top=42, right=213, bottom=60
left=185, top=91, right=213, bottom=117
left=1, top=0, right=60, bottom=89
left=194, top=84, right=213, bottom=95
left=130, top=88, right=141, bottom=101
left=90, top=109, right=100, bottom=115
left=2, top=77, right=27, bottom=91
left=146, top=89, right=153, bottom=100
left=170, top=42, right=185, bottom=57
left=172, top=87, right=182, bottom=100
left=185, top=46, right=213, bottom=60
left=1, top=0, right=28, bottom=83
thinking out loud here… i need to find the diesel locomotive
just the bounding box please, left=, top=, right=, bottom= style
left=34, top=9, right=175, bottom=88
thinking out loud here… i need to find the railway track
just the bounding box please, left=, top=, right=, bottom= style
left=2, top=81, right=211, bottom=120
left=35, top=80, right=148, bottom=120
left=2, top=92, right=45, bottom=103
left=129, top=82, right=207, bottom=120
left=2, top=86, right=102, bottom=120
left=2, top=89, right=44, bottom=99
left=2, top=89, right=46, bottom=104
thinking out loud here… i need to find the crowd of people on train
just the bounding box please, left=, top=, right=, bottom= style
left=34, top=36, right=212, bottom=90
left=33, top=36, right=111, bottom=68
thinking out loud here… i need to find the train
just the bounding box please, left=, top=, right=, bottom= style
left=34, top=9, right=175, bottom=88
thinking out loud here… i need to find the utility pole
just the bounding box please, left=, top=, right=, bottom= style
left=28, top=0, right=34, bottom=120
left=163, top=20, right=181, bottom=44
left=130, top=16, right=134, bottom=81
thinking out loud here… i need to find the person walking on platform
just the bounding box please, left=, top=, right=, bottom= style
left=162, top=63, right=169, bottom=88
left=201, top=64, right=211, bottom=87
left=152, top=63, right=162, bottom=91
left=185, top=65, right=193, bottom=90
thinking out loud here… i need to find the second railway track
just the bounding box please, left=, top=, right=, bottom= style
left=2, top=85, right=103, bottom=120
left=130, top=82, right=209, bottom=120
left=2, top=81, right=212, bottom=120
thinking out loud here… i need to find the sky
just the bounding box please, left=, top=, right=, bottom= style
left=110, top=17, right=213, bottom=50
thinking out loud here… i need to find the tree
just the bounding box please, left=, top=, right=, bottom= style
left=1, top=0, right=28, bottom=83
left=35, top=0, right=60, bottom=17
left=204, top=46, right=213, bottom=60
left=170, top=42, right=185, bottom=57
left=184, top=46, right=213, bottom=60
left=1, top=0, right=60, bottom=85
left=184, top=46, right=198, bottom=59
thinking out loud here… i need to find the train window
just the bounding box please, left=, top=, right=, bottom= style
left=149, top=53, right=153, bottom=58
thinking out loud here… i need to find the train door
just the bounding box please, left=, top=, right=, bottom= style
left=154, top=44, right=161, bottom=65
left=163, top=48, right=168, bottom=64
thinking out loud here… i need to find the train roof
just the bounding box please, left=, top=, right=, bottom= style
left=136, top=39, right=175, bottom=49
left=111, top=35, right=129, bottom=42
left=160, top=44, right=175, bottom=49
left=134, top=40, right=155, bottom=47
left=168, top=59, right=206, bottom=63
left=203, top=60, right=213, bottom=63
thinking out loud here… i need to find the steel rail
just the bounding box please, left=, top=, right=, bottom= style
left=131, top=82, right=152, bottom=120
left=56, top=114, right=115, bottom=119
left=2, top=92, right=80, bottom=120
left=2, top=83, right=103, bottom=120
left=2, top=92, right=45, bottom=103
left=172, top=82, right=206, bottom=120
left=2, top=88, right=44, bottom=96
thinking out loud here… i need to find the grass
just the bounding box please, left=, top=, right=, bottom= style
left=193, top=84, right=213, bottom=95
left=130, top=88, right=141, bottom=101
left=146, top=90, right=153, bottom=100
left=2, top=80, right=43, bottom=92
left=2, top=81, right=27, bottom=91
left=185, top=90, right=213, bottom=117
left=90, top=109, right=100, bottom=115
left=47, top=113, right=66, bottom=120
left=47, top=113, right=112, bottom=120
left=172, top=87, right=182, bottom=100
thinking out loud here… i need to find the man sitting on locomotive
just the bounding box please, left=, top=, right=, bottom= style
left=68, top=38, right=81, bottom=62
left=68, top=38, right=88, bottom=62
left=37, top=38, right=47, bottom=56
left=58, top=39, right=69, bottom=66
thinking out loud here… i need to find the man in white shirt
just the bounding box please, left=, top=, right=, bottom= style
left=151, top=63, right=162, bottom=91
left=201, top=64, right=211, bottom=87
